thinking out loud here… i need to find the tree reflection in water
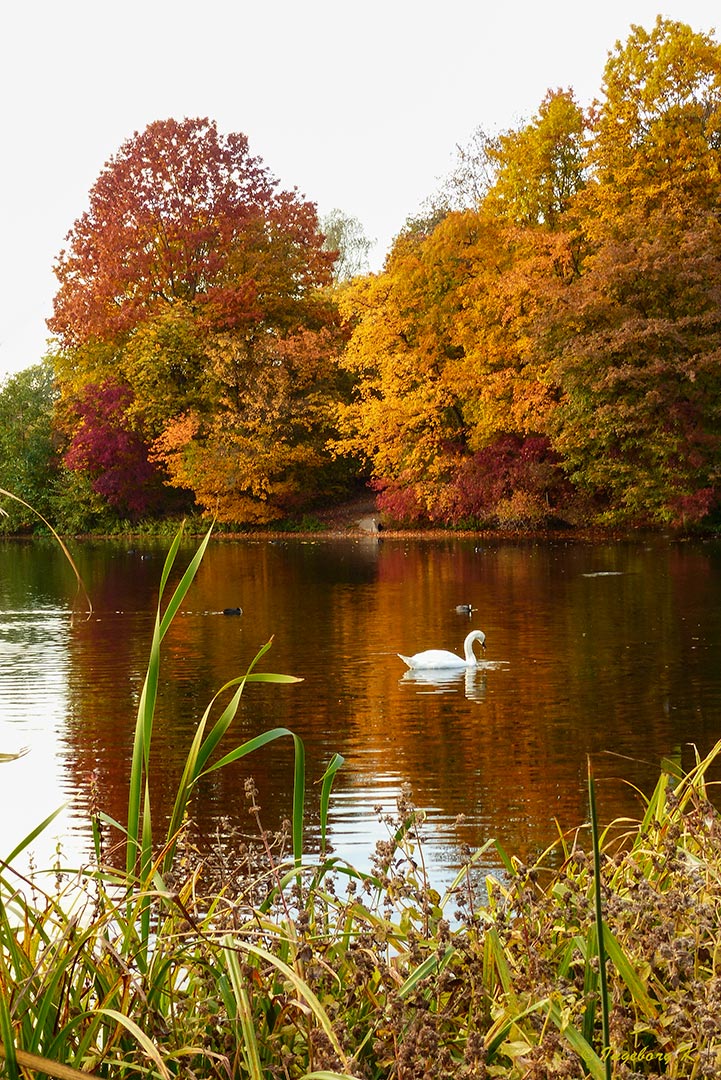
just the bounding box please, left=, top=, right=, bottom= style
left=2, top=535, right=721, bottom=890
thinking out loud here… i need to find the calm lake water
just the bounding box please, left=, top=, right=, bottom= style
left=2, top=532, right=721, bottom=890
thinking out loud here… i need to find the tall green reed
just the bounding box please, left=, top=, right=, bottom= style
left=0, top=519, right=324, bottom=1077
left=94, top=523, right=306, bottom=963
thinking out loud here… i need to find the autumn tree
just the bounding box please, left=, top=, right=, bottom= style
left=321, top=208, right=374, bottom=281
left=49, top=117, right=347, bottom=523
left=424, top=126, right=501, bottom=216
left=483, top=89, right=588, bottom=229
left=62, top=380, right=171, bottom=516
left=0, top=363, right=58, bottom=530
left=334, top=215, right=477, bottom=521
left=545, top=18, right=721, bottom=524
left=588, top=17, right=721, bottom=226
left=335, top=90, right=588, bottom=525
left=334, top=209, right=569, bottom=525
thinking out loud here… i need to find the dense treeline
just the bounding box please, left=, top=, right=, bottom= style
left=2, top=16, right=721, bottom=533
left=336, top=17, right=721, bottom=529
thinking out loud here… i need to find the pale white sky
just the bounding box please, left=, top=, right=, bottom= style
left=1, top=0, right=718, bottom=380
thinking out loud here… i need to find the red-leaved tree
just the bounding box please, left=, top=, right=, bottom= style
left=50, top=118, right=281, bottom=345
left=64, top=381, right=167, bottom=516
left=49, top=118, right=345, bottom=522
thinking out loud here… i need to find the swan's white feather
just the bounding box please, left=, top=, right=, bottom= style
left=398, top=630, right=486, bottom=669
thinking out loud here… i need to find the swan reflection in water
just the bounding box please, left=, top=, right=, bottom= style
left=400, top=665, right=487, bottom=702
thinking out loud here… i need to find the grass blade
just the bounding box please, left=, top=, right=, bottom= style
left=2, top=804, right=67, bottom=866
left=0, top=487, right=92, bottom=618
left=223, top=935, right=351, bottom=1073
left=201, top=727, right=306, bottom=867
left=319, top=754, right=345, bottom=857
left=601, top=923, right=658, bottom=1020
left=398, top=945, right=455, bottom=999
left=127, top=523, right=213, bottom=877
left=545, top=999, right=608, bottom=1080
left=588, top=757, right=611, bottom=1079
left=0, top=990, right=18, bottom=1080
left=222, top=944, right=264, bottom=1080
left=301, top=1074, right=361, bottom=1079
left=0, top=1042, right=100, bottom=1080
left=97, top=1008, right=171, bottom=1080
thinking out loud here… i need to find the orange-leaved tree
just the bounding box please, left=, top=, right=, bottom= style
left=49, top=117, right=347, bottom=523
left=335, top=90, right=588, bottom=526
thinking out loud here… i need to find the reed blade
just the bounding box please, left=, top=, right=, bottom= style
left=588, top=757, right=611, bottom=1079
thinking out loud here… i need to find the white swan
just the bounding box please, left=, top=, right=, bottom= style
left=398, top=629, right=486, bottom=669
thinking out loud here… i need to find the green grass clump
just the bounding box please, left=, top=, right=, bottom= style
left=1, top=523, right=721, bottom=1078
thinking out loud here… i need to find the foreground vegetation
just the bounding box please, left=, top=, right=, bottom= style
left=2, top=529, right=721, bottom=1078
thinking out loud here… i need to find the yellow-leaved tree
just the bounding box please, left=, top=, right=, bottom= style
left=335, top=89, right=587, bottom=526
